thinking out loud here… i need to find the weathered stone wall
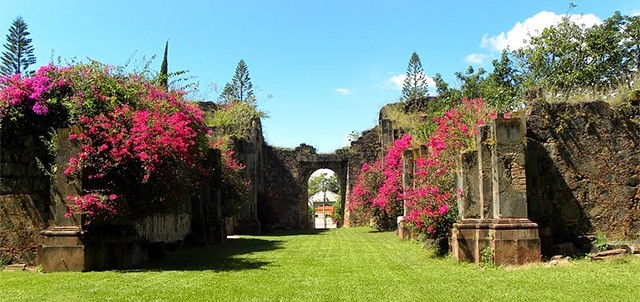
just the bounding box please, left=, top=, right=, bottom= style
left=526, top=101, right=640, bottom=248
left=259, top=145, right=303, bottom=230
left=135, top=202, right=192, bottom=244
left=0, top=123, right=51, bottom=264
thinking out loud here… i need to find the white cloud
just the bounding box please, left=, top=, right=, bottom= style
left=465, top=53, right=488, bottom=65
left=335, top=88, right=352, bottom=95
left=481, top=11, right=601, bottom=52
left=387, top=74, right=405, bottom=90
left=632, top=10, right=640, bottom=16
left=377, top=73, right=436, bottom=93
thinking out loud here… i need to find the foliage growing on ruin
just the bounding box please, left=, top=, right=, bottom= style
left=349, top=99, right=493, bottom=238
left=212, top=139, right=251, bottom=219
left=0, top=62, right=240, bottom=224
left=204, top=101, right=267, bottom=142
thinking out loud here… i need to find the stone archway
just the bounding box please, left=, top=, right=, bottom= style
left=259, top=143, right=350, bottom=230
left=298, top=155, right=348, bottom=229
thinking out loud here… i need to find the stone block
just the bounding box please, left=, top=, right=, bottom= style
left=0, top=178, right=17, bottom=194
left=491, top=117, right=528, bottom=219
left=0, top=163, right=23, bottom=177
left=452, top=227, right=475, bottom=263
left=477, top=125, right=493, bottom=219
left=490, top=222, right=541, bottom=265
left=492, top=238, right=518, bottom=265
left=516, top=238, right=542, bottom=264
left=459, top=150, right=480, bottom=219
left=38, top=245, right=86, bottom=272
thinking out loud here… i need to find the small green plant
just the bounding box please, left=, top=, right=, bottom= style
left=480, top=246, right=494, bottom=267
left=480, top=231, right=495, bottom=267
left=33, top=264, right=43, bottom=273
left=595, top=233, right=608, bottom=252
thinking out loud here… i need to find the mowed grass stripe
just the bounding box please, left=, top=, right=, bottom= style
left=1, top=227, right=639, bottom=301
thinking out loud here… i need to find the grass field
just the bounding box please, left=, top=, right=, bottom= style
left=1, top=227, right=639, bottom=301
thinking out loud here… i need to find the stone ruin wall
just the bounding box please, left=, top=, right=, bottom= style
left=259, top=145, right=303, bottom=230
left=397, top=99, right=640, bottom=256
left=0, top=123, right=51, bottom=264
left=526, top=100, right=640, bottom=250
left=0, top=122, right=223, bottom=268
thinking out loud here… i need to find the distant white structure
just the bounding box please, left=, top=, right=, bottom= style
left=308, top=190, right=338, bottom=229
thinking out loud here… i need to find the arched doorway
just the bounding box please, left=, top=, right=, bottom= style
left=308, top=169, right=339, bottom=229
left=298, top=155, right=348, bottom=229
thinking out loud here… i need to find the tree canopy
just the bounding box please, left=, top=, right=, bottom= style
left=308, top=172, right=340, bottom=196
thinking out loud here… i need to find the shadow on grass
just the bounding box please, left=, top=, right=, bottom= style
left=258, top=228, right=329, bottom=237
left=133, top=237, right=283, bottom=272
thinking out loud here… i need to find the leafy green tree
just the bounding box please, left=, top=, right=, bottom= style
left=308, top=173, right=340, bottom=196
left=220, top=59, right=254, bottom=103
left=1, top=16, right=36, bottom=76
left=515, top=16, right=586, bottom=95
left=455, top=65, right=487, bottom=99
left=401, top=52, right=429, bottom=101
left=483, top=50, right=523, bottom=111
left=622, top=14, right=640, bottom=79
left=582, top=12, right=627, bottom=90
left=159, top=41, right=168, bottom=89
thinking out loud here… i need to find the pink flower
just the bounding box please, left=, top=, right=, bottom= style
left=138, top=151, right=149, bottom=161
left=32, top=102, right=48, bottom=115
left=438, top=204, right=448, bottom=215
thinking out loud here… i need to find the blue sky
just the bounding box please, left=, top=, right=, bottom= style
left=1, top=1, right=638, bottom=153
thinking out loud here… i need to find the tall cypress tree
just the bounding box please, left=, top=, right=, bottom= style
left=401, top=52, right=428, bottom=102
left=159, top=41, right=168, bottom=89
left=1, top=16, right=36, bottom=76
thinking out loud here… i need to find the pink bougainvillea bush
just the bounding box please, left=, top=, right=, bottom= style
left=0, top=62, right=221, bottom=224
left=404, top=99, right=493, bottom=238
left=348, top=98, right=493, bottom=237
left=347, top=134, right=412, bottom=230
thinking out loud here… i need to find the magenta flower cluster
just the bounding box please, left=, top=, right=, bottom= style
left=0, top=64, right=70, bottom=117
left=0, top=63, right=213, bottom=224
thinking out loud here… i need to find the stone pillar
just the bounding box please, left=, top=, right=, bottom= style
left=235, top=137, right=261, bottom=235
left=191, top=148, right=225, bottom=245
left=452, top=115, right=540, bottom=266
left=399, top=149, right=414, bottom=240
left=477, top=125, right=493, bottom=219
left=458, top=150, right=480, bottom=219
left=38, top=126, right=87, bottom=272
left=452, top=147, right=489, bottom=263
left=488, top=114, right=540, bottom=265
left=380, top=119, right=393, bottom=149
left=211, top=148, right=225, bottom=244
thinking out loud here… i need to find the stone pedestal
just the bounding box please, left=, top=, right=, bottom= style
left=452, top=115, right=541, bottom=266
left=38, top=127, right=86, bottom=272
left=38, top=226, right=86, bottom=272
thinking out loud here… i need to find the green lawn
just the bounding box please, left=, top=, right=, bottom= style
left=1, top=227, right=639, bottom=301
